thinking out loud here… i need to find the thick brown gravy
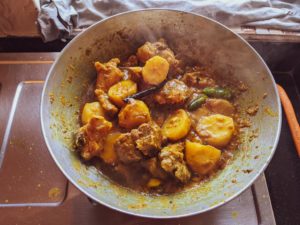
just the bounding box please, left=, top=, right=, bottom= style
left=75, top=39, right=242, bottom=194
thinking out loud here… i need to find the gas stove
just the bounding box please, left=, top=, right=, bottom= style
left=0, top=52, right=280, bottom=225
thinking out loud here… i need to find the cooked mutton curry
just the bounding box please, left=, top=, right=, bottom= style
left=74, top=39, right=241, bottom=194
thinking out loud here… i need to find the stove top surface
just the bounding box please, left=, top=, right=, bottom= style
left=0, top=53, right=278, bottom=225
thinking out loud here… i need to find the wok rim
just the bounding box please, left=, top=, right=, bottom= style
left=40, top=8, right=282, bottom=218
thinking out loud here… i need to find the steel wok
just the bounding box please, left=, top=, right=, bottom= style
left=41, top=9, right=281, bottom=218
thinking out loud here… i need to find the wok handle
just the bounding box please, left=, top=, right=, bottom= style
left=277, top=84, right=300, bottom=157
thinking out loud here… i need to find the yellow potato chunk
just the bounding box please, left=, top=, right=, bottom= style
left=108, top=80, right=137, bottom=107
left=118, top=100, right=151, bottom=129
left=101, top=132, right=121, bottom=165
left=196, top=114, right=235, bottom=148
left=147, top=178, right=161, bottom=188
left=142, top=56, right=169, bottom=85
left=185, top=141, right=221, bottom=175
left=81, top=102, right=105, bottom=125
left=162, top=109, right=191, bottom=141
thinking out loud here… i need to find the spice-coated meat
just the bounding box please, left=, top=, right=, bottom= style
left=95, top=89, right=118, bottom=117
left=95, top=58, right=123, bottom=91
left=136, top=39, right=178, bottom=66
left=159, top=143, right=191, bottom=183
left=182, top=71, right=215, bottom=88
left=131, top=122, right=163, bottom=156
left=155, top=79, right=190, bottom=105
left=114, top=133, right=142, bottom=164
left=79, top=116, right=112, bottom=160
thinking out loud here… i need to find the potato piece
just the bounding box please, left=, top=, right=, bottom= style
left=147, top=178, right=161, bottom=188
left=205, top=99, right=235, bottom=116
left=185, top=141, right=221, bottom=175
left=196, top=114, right=235, bottom=148
left=118, top=100, right=151, bottom=129
left=101, top=132, right=121, bottom=165
left=81, top=102, right=105, bottom=125
left=162, top=109, right=191, bottom=141
left=108, top=80, right=137, bottom=107
left=142, top=56, right=169, bottom=85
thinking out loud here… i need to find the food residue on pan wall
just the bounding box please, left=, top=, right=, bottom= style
left=128, top=203, right=147, bottom=210
left=237, top=117, right=251, bottom=128
left=68, top=64, right=75, bottom=70
left=263, top=92, right=268, bottom=99
left=49, top=92, right=55, bottom=104
left=249, top=129, right=259, bottom=142
left=60, top=80, right=66, bottom=88
left=71, top=158, right=82, bottom=172
left=49, top=93, right=80, bottom=147
left=77, top=177, right=99, bottom=189
left=59, top=95, right=74, bottom=107
left=242, top=169, right=253, bottom=174
left=264, top=106, right=278, bottom=117
left=60, top=96, right=66, bottom=106
left=246, top=104, right=259, bottom=116
left=66, top=75, right=73, bottom=84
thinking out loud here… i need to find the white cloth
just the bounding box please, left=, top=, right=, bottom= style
left=38, top=0, right=300, bottom=42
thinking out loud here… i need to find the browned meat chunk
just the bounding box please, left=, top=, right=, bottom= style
left=122, top=55, right=138, bottom=67
left=204, top=99, right=235, bottom=116
left=136, top=39, right=178, bottom=66
left=159, top=143, right=191, bottom=183
left=182, top=71, right=215, bottom=88
left=246, top=104, right=259, bottom=116
left=122, top=67, right=142, bottom=83
left=142, top=157, right=167, bottom=179
left=158, top=48, right=178, bottom=66
left=114, top=133, right=142, bottom=164
left=154, top=79, right=190, bottom=105
left=95, top=58, right=123, bottom=91
left=95, top=89, right=118, bottom=117
left=74, top=129, right=86, bottom=151
left=79, top=116, right=112, bottom=160
left=237, top=117, right=252, bottom=128
left=131, top=122, right=163, bottom=156
left=137, top=41, right=157, bottom=63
